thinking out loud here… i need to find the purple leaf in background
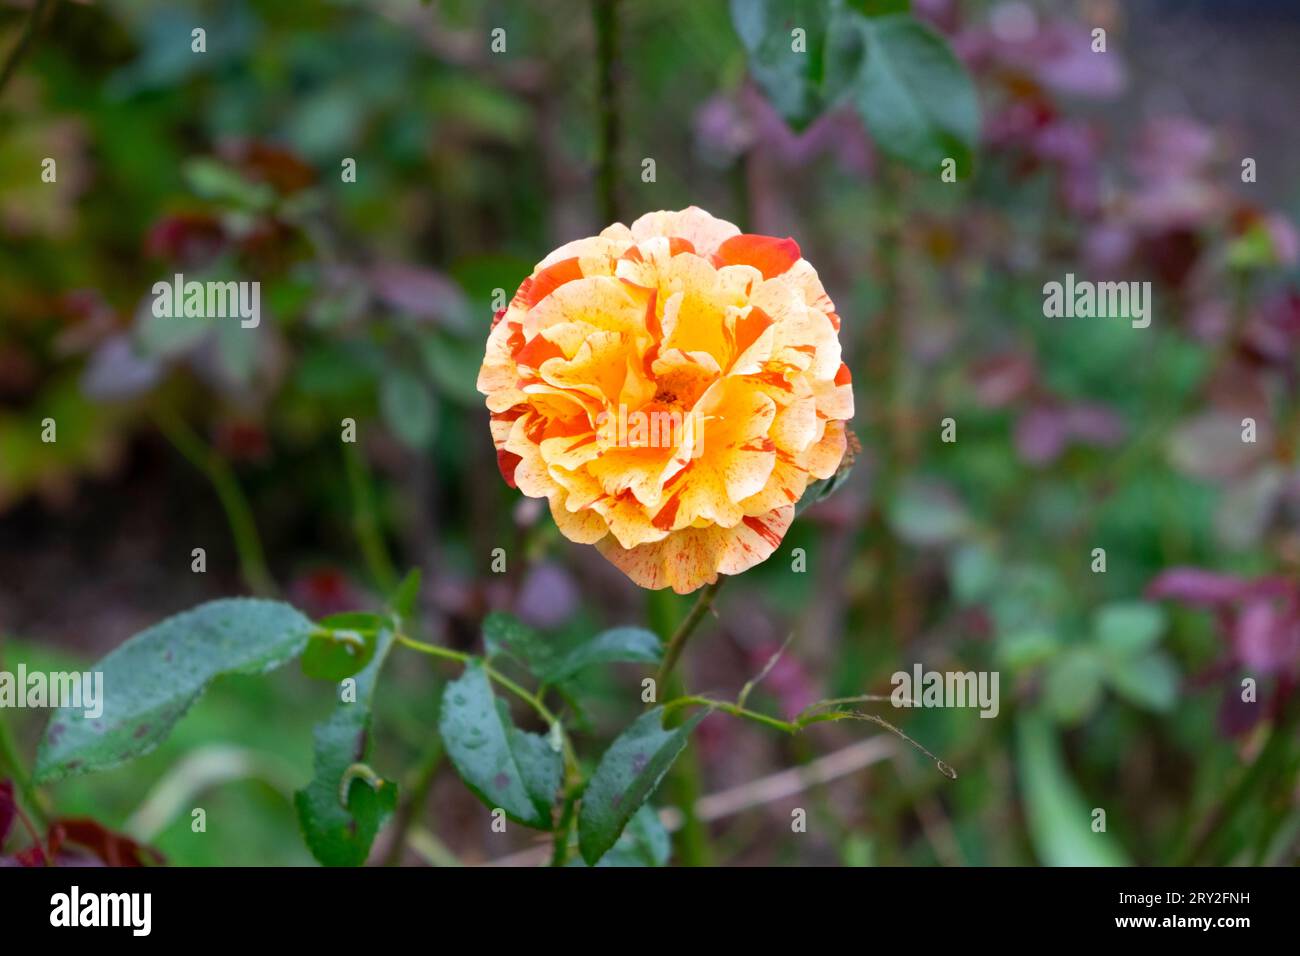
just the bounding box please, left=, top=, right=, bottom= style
left=693, top=95, right=756, bottom=168
left=514, top=561, right=579, bottom=630
left=1014, top=402, right=1124, bottom=465
left=1235, top=600, right=1300, bottom=674
left=1014, top=406, right=1069, bottom=465
left=1217, top=682, right=1263, bottom=737
left=1063, top=403, right=1126, bottom=447
left=369, top=264, right=469, bottom=329
left=695, top=87, right=874, bottom=174
left=1148, top=569, right=1300, bottom=706
left=969, top=352, right=1036, bottom=408
left=1245, top=290, right=1300, bottom=364
left=1146, top=567, right=1255, bottom=607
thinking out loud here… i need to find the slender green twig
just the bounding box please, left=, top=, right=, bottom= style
left=151, top=406, right=275, bottom=597
left=661, top=694, right=956, bottom=778
left=0, top=0, right=54, bottom=100
left=343, top=443, right=400, bottom=594
left=654, top=579, right=722, bottom=690
left=665, top=695, right=796, bottom=734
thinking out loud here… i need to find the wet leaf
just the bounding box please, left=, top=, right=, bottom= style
left=35, top=600, right=313, bottom=783
left=295, top=629, right=397, bottom=866
left=438, top=662, right=561, bottom=828
left=578, top=707, right=708, bottom=865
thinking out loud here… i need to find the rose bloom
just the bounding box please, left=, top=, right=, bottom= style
left=478, top=207, right=853, bottom=593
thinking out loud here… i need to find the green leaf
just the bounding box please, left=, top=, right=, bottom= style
left=380, top=369, right=437, bottom=450
left=1043, top=648, right=1104, bottom=725
left=1105, top=652, right=1179, bottom=713
left=854, top=0, right=910, bottom=14
left=949, top=542, right=1000, bottom=604
left=421, top=334, right=484, bottom=406
left=578, top=707, right=709, bottom=865
left=302, top=613, right=382, bottom=682
left=995, top=629, right=1059, bottom=671
left=295, top=629, right=398, bottom=866
left=1094, top=602, right=1165, bottom=658
left=1016, top=715, right=1128, bottom=866
left=438, top=662, right=561, bottom=828
left=887, top=479, right=971, bottom=545
left=483, top=611, right=554, bottom=675
left=572, top=805, right=671, bottom=867
left=542, top=628, right=662, bottom=684
left=730, top=0, right=864, bottom=130
left=34, top=599, right=313, bottom=783
left=852, top=14, right=980, bottom=176
left=796, top=462, right=854, bottom=517
left=390, top=568, right=422, bottom=623
left=182, top=157, right=275, bottom=209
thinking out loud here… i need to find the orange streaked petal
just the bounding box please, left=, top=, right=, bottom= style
left=714, top=233, right=802, bottom=279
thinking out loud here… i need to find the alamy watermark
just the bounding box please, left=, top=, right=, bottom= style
left=595, top=403, right=705, bottom=456
left=1042, top=272, right=1151, bottom=329
left=0, top=665, right=103, bottom=719
left=891, top=664, right=1000, bottom=718
left=151, top=272, right=261, bottom=328
left=51, top=886, right=151, bottom=936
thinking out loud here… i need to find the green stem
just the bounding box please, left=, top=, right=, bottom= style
left=152, top=407, right=275, bottom=597
left=664, top=694, right=956, bottom=777
left=550, top=794, right=577, bottom=867
left=343, top=443, right=399, bottom=594
left=0, top=0, right=54, bottom=99
left=654, top=579, right=722, bottom=691
left=592, top=0, right=622, bottom=223
left=665, top=695, right=797, bottom=734
left=394, top=634, right=581, bottom=782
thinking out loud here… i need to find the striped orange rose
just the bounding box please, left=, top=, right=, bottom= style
left=478, top=207, right=853, bottom=593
